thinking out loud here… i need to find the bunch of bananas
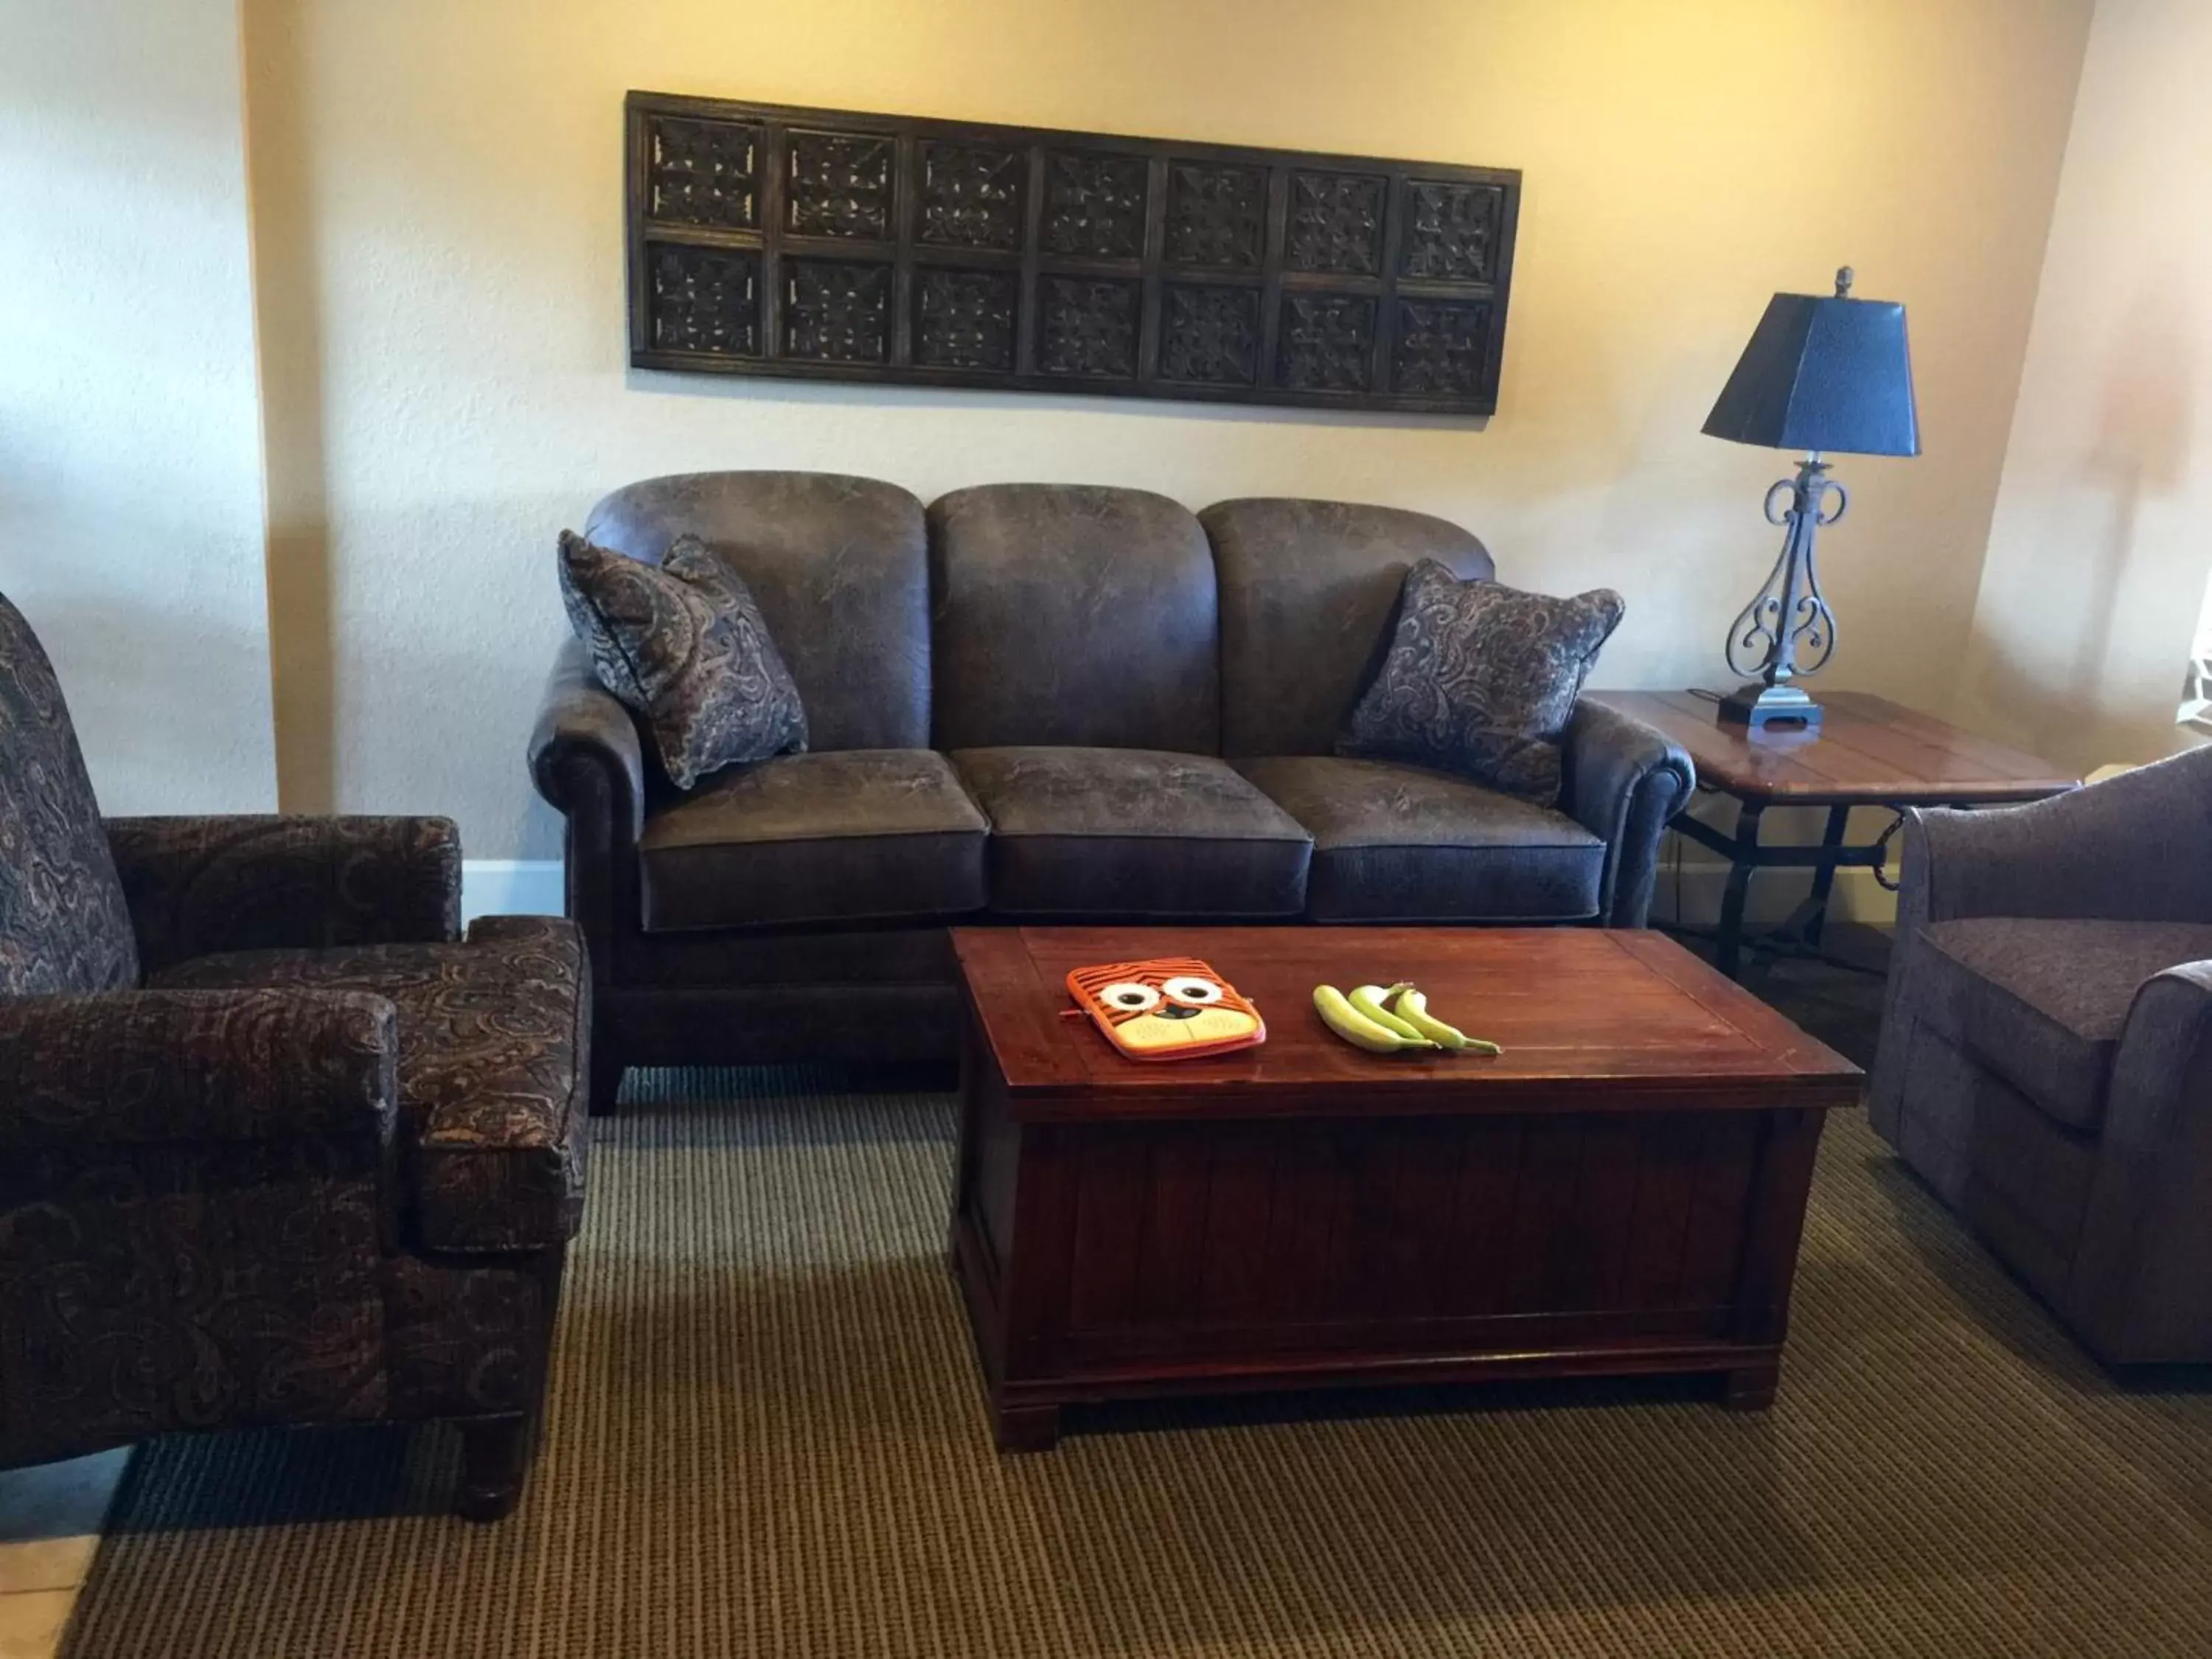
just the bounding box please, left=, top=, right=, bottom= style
left=1312, top=982, right=1503, bottom=1056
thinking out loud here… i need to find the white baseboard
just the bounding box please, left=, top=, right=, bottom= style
left=1651, top=863, right=1897, bottom=930
left=462, top=859, right=564, bottom=924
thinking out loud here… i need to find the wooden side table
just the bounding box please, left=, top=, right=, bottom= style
left=1591, top=691, right=2079, bottom=978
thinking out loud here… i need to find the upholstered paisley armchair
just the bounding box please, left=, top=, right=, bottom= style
left=0, top=594, right=588, bottom=1520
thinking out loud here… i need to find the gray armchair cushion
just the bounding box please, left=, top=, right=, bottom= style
left=1915, top=917, right=2212, bottom=1132
left=952, top=747, right=1311, bottom=917
left=1902, top=748, right=2211, bottom=928
left=0, top=592, right=138, bottom=996
left=1234, top=755, right=1604, bottom=922
left=1340, top=562, right=1624, bottom=807
left=557, top=531, right=807, bottom=788
left=637, top=749, right=988, bottom=931
left=153, top=917, right=588, bottom=1253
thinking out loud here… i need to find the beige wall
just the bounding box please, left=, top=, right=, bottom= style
left=0, top=0, right=276, bottom=813
left=238, top=0, right=2092, bottom=859
left=1955, top=0, right=2212, bottom=771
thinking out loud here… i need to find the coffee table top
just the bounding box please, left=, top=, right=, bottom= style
left=1591, top=690, right=2077, bottom=806
left=953, top=926, right=1861, bottom=1117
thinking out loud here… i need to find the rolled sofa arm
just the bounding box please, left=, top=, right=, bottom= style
left=528, top=639, right=644, bottom=844
left=107, top=815, right=461, bottom=974
left=2070, top=961, right=2212, bottom=1360
left=1559, top=699, right=1695, bottom=928
left=0, top=988, right=397, bottom=1148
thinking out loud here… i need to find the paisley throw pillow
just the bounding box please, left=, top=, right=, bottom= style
left=557, top=532, right=807, bottom=788
left=1340, top=560, right=1624, bottom=807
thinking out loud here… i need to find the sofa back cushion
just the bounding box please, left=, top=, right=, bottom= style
left=582, top=472, right=929, bottom=751
left=0, top=593, right=139, bottom=996
left=929, top=484, right=1219, bottom=753
left=1203, top=498, right=1495, bottom=758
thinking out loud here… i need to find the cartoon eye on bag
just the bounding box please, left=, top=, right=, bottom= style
left=1161, top=975, right=1222, bottom=1005
left=1065, top=958, right=1266, bottom=1062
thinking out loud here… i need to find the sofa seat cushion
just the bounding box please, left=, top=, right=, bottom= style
left=1234, top=755, right=1604, bottom=922
left=1916, top=917, right=2212, bottom=1132
left=950, top=747, right=1312, bottom=918
left=638, top=748, right=988, bottom=932
left=152, top=917, right=587, bottom=1252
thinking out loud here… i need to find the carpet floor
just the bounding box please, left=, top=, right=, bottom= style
left=65, top=1062, right=2212, bottom=1658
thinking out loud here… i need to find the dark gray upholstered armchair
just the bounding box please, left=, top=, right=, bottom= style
left=1869, top=746, right=2212, bottom=1364
left=0, top=594, right=588, bottom=1519
left=531, top=473, right=1695, bottom=1095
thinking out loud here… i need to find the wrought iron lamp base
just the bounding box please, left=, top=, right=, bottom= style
left=1718, top=680, right=1823, bottom=732
left=1717, top=452, right=1846, bottom=735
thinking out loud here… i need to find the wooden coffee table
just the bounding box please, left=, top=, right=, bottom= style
left=949, top=925, right=1861, bottom=1450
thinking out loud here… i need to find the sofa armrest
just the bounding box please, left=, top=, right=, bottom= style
left=1559, top=699, right=1695, bottom=927
left=2070, top=961, right=2212, bottom=1360
left=0, top=988, right=397, bottom=1149
left=106, top=815, right=461, bottom=974
left=529, top=639, right=644, bottom=844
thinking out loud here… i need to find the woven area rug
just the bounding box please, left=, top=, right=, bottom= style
left=65, top=1065, right=2212, bottom=1658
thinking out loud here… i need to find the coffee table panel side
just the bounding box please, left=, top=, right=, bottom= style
left=1001, top=1074, right=1861, bottom=1121
left=950, top=1009, right=1012, bottom=1396
left=1001, top=1123, right=1085, bottom=1385
left=1728, top=1105, right=1828, bottom=1353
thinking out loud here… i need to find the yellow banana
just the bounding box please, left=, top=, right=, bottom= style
left=1349, top=982, right=1427, bottom=1042
left=1313, top=984, right=1438, bottom=1054
left=1388, top=986, right=1503, bottom=1055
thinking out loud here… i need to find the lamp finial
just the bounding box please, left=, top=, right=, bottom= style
left=1834, top=266, right=1854, bottom=299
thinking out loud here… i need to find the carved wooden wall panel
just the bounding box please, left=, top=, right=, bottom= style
left=627, top=92, right=1520, bottom=416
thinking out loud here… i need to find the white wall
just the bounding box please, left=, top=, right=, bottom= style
left=1955, top=0, right=2212, bottom=771
left=0, top=0, right=276, bottom=813
left=245, top=0, right=2090, bottom=860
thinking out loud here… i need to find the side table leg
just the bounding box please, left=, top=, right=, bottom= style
left=1721, top=1363, right=1781, bottom=1412
left=995, top=1402, right=1062, bottom=1453
left=1717, top=801, right=1766, bottom=980
left=1801, top=804, right=1851, bottom=949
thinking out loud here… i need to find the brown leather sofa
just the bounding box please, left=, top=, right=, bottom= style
left=529, top=473, right=1694, bottom=1099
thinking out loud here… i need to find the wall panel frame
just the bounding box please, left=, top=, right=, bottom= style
left=626, top=91, right=1520, bottom=417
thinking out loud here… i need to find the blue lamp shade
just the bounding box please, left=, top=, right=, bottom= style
left=1703, top=287, right=1921, bottom=457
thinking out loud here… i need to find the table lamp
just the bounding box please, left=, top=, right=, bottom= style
left=1703, top=266, right=1919, bottom=730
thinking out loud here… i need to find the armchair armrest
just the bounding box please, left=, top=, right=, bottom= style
left=2071, top=961, right=2212, bottom=1360
left=1559, top=699, right=1695, bottom=927
left=528, top=639, right=644, bottom=844
left=0, top=988, right=397, bottom=1148
left=107, top=815, right=461, bottom=975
